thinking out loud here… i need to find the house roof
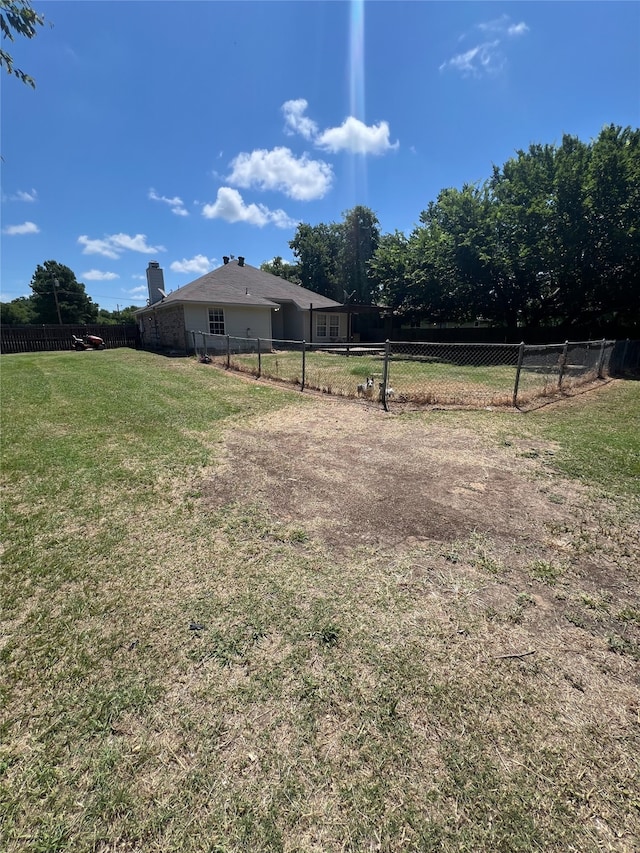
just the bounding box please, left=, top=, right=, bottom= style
left=140, top=260, right=342, bottom=312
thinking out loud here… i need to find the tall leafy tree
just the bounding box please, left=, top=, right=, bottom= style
left=368, top=230, right=411, bottom=311
left=289, top=222, right=342, bottom=299
left=583, top=125, right=640, bottom=324
left=339, top=206, right=380, bottom=303
left=414, top=184, right=500, bottom=322
left=29, top=260, right=98, bottom=324
left=1, top=0, right=45, bottom=87
left=290, top=207, right=381, bottom=303
left=489, top=143, right=557, bottom=325
left=548, top=134, right=592, bottom=324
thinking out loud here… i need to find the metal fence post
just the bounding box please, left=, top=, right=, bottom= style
left=257, top=338, right=261, bottom=378
left=621, top=338, right=630, bottom=374
left=201, top=332, right=207, bottom=358
left=558, top=340, right=569, bottom=390
left=512, top=341, right=525, bottom=407
left=301, top=340, right=306, bottom=391
left=226, top=334, right=230, bottom=369
left=596, top=338, right=606, bottom=378
left=191, top=330, right=197, bottom=355
left=381, top=339, right=390, bottom=411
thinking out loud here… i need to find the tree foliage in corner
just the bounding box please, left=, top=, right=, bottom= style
left=1, top=0, right=45, bottom=88
left=368, top=125, right=640, bottom=328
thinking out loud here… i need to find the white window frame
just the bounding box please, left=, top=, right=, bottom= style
left=209, top=308, right=225, bottom=335
left=316, top=314, right=328, bottom=338
left=316, top=313, right=340, bottom=339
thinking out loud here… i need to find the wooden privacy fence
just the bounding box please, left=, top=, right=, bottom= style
left=0, top=324, right=139, bottom=354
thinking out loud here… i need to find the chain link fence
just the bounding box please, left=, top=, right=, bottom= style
left=191, top=331, right=620, bottom=410
left=514, top=339, right=613, bottom=407
left=386, top=341, right=519, bottom=407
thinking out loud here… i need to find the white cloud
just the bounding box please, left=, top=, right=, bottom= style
left=110, top=233, right=166, bottom=253
left=82, top=269, right=120, bottom=281
left=477, top=15, right=510, bottom=34
left=131, top=274, right=146, bottom=281
left=78, top=233, right=166, bottom=258
left=316, top=117, right=399, bottom=155
left=227, top=147, right=333, bottom=201
left=2, top=221, right=40, bottom=235
left=170, top=254, right=216, bottom=275
left=280, top=98, right=399, bottom=157
left=439, top=41, right=502, bottom=76
left=77, top=236, right=119, bottom=258
left=282, top=99, right=318, bottom=140
left=9, top=189, right=38, bottom=202
left=202, top=187, right=297, bottom=229
left=149, top=188, right=188, bottom=217
left=477, top=15, right=528, bottom=38
left=507, top=22, right=529, bottom=37
left=443, top=16, right=528, bottom=76
left=125, top=285, right=147, bottom=296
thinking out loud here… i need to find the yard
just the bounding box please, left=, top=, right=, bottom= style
left=1, top=349, right=639, bottom=852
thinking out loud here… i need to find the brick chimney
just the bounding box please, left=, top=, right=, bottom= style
left=146, top=261, right=165, bottom=304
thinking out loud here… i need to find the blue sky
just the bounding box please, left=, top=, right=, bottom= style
left=2, top=0, right=639, bottom=312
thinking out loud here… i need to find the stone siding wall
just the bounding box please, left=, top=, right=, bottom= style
left=141, top=305, right=186, bottom=351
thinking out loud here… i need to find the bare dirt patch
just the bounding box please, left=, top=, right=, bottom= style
left=207, top=398, right=566, bottom=553
left=205, top=396, right=639, bottom=663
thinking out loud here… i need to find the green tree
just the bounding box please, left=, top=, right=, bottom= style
left=1, top=0, right=45, bottom=88
left=115, top=305, right=140, bottom=324
left=259, top=256, right=301, bottom=284
left=339, top=205, right=380, bottom=303
left=0, top=296, right=36, bottom=324
left=489, top=142, right=558, bottom=325
left=96, top=305, right=140, bottom=324
left=368, top=230, right=410, bottom=310
left=583, top=125, right=640, bottom=325
left=414, top=184, right=500, bottom=322
left=29, top=261, right=98, bottom=324
left=289, top=222, right=342, bottom=299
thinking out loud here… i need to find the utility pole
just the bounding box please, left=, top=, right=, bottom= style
left=52, top=278, right=63, bottom=325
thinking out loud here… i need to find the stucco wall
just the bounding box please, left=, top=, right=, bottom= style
left=183, top=303, right=273, bottom=348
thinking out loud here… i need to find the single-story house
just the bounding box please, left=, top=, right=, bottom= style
left=136, top=257, right=350, bottom=352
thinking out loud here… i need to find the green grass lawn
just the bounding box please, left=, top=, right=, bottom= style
left=528, top=380, right=640, bottom=497
left=1, top=350, right=638, bottom=852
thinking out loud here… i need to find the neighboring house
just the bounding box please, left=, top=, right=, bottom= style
left=136, top=257, right=346, bottom=352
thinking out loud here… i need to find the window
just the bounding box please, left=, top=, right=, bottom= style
left=316, top=313, right=340, bottom=338
left=209, top=308, right=225, bottom=335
